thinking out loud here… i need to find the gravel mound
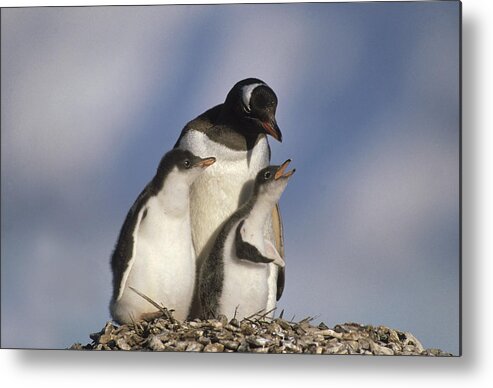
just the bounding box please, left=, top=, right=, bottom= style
left=70, top=312, right=451, bottom=355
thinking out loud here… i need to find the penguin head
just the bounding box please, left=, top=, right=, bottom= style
left=224, top=78, right=282, bottom=142
left=254, top=159, right=295, bottom=202
left=155, top=149, right=216, bottom=188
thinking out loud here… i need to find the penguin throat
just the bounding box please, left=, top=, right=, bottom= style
left=156, top=174, right=191, bottom=216
left=204, top=122, right=264, bottom=152
left=217, top=106, right=265, bottom=150
left=247, top=195, right=277, bottom=230
left=244, top=131, right=262, bottom=150
left=239, top=117, right=264, bottom=138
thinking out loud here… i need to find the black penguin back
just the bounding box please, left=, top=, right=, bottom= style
left=110, top=184, right=153, bottom=302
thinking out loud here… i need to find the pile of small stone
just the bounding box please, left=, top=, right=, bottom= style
left=70, top=313, right=451, bottom=355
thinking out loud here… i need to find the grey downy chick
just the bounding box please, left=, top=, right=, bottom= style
left=198, top=160, right=295, bottom=320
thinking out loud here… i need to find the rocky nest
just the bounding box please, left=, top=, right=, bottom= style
left=70, top=311, right=451, bottom=355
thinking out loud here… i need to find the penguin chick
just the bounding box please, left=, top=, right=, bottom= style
left=110, top=149, right=216, bottom=324
left=198, top=160, right=295, bottom=320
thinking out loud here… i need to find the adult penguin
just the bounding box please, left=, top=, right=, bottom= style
left=174, top=78, right=285, bottom=316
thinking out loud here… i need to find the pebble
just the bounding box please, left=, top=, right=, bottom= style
left=198, top=336, right=211, bottom=346
left=147, top=336, right=165, bottom=351
left=203, top=343, right=224, bottom=353
left=185, top=342, right=204, bottom=352
left=370, top=342, right=394, bottom=356
left=246, top=336, right=271, bottom=347
left=116, top=338, right=131, bottom=351
left=223, top=340, right=240, bottom=351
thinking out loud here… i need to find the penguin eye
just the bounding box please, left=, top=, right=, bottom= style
left=184, top=160, right=191, bottom=169
left=264, top=171, right=272, bottom=180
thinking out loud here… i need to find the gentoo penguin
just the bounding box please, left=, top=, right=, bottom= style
left=109, top=149, right=216, bottom=324
left=174, top=78, right=286, bottom=317
left=198, top=160, right=295, bottom=320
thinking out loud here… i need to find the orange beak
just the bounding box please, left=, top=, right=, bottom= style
left=194, top=157, right=216, bottom=168
left=274, top=159, right=295, bottom=180
left=262, top=120, right=282, bottom=142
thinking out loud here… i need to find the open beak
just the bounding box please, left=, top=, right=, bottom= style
left=193, top=157, right=216, bottom=168
left=274, top=159, right=295, bottom=180
left=262, top=120, right=282, bottom=142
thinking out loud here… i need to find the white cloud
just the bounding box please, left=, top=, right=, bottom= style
left=302, top=9, right=460, bottom=272
left=404, top=8, right=459, bottom=104
left=1, top=7, right=193, bottom=192
left=328, top=118, right=457, bottom=269
left=1, top=224, right=113, bottom=348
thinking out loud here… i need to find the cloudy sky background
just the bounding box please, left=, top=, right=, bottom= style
left=1, top=2, right=460, bottom=353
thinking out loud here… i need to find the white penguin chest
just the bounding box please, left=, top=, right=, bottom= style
left=218, top=221, right=271, bottom=320
left=177, top=130, right=270, bottom=258
left=124, top=197, right=195, bottom=319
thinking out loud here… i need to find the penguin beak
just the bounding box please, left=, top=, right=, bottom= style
left=262, top=120, right=282, bottom=142
left=194, top=157, right=216, bottom=168
left=274, top=159, right=295, bottom=180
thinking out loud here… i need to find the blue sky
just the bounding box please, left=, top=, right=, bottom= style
left=1, top=2, right=460, bottom=353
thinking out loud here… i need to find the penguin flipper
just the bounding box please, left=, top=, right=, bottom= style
left=264, top=239, right=285, bottom=268
left=272, top=203, right=285, bottom=258
left=272, top=203, right=285, bottom=301
left=115, top=206, right=147, bottom=302
left=110, top=187, right=150, bottom=303
left=235, top=220, right=274, bottom=265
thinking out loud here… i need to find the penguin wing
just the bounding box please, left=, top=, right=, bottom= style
left=235, top=220, right=274, bottom=264
left=110, top=186, right=150, bottom=302
left=272, top=203, right=285, bottom=301
left=263, top=239, right=285, bottom=268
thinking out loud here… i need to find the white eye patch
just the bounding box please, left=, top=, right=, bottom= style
left=241, top=83, right=264, bottom=112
